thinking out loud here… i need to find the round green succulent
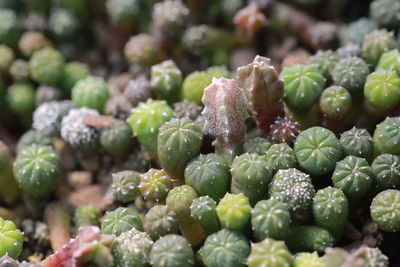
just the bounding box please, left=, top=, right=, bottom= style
left=309, top=50, right=340, bottom=80
left=100, top=119, right=134, bottom=160
left=150, top=234, right=194, bottom=267
left=361, top=29, right=397, bottom=66
left=247, top=238, right=293, bottom=267
left=101, top=207, right=143, bottom=236
left=60, top=61, right=90, bottom=96
left=190, top=196, right=219, bottom=235
left=294, top=252, right=324, bottom=267
left=370, top=189, right=400, bottom=232
left=230, top=153, right=273, bottom=205
left=151, top=60, right=182, bottom=104
left=0, top=217, right=23, bottom=258
left=72, top=75, right=109, bottom=113
left=127, top=99, right=173, bottom=158
left=124, top=34, right=159, bottom=66
left=312, top=187, right=348, bottom=239
left=0, top=44, right=14, bottom=74
left=6, top=82, right=35, bottom=117
left=364, top=70, right=400, bottom=111
left=111, top=170, right=141, bottom=203
left=74, top=205, right=100, bottom=227
left=184, top=153, right=230, bottom=201
left=111, top=228, right=153, bottom=267
left=280, top=64, right=326, bottom=111
left=139, top=168, right=173, bottom=203
left=268, top=168, right=315, bottom=216
left=16, top=130, right=52, bottom=154
left=29, top=47, right=64, bottom=85
left=332, top=155, right=374, bottom=201
left=264, top=143, right=297, bottom=174
left=340, top=127, right=374, bottom=162
left=216, top=193, right=251, bottom=231
left=251, top=199, right=291, bottom=241
left=286, top=226, right=335, bottom=253
left=340, top=17, right=378, bottom=46
left=370, top=0, right=400, bottom=29
left=319, top=86, right=352, bottom=118
left=376, top=49, right=400, bottom=76
left=372, top=154, right=400, bottom=190
left=13, top=144, right=61, bottom=198
left=144, top=205, right=179, bottom=240
left=331, top=57, right=369, bottom=93
left=158, top=118, right=203, bottom=182
left=0, top=9, right=20, bottom=47
left=243, top=137, right=271, bottom=155
left=201, top=229, right=250, bottom=267
left=294, top=126, right=342, bottom=176
left=373, top=117, right=400, bottom=155
left=49, top=8, right=78, bottom=41
left=106, top=0, right=139, bottom=26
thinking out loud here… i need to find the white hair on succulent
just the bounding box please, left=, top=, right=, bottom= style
left=32, top=100, right=74, bottom=136
left=60, top=107, right=100, bottom=153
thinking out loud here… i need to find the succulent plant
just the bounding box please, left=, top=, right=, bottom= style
left=111, top=228, right=153, bottom=267
left=72, top=76, right=109, bottom=113
left=340, top=17, right=378, bottom=46
left=319, top=86, right=352, bottom=119
left=127, top=99, right=173, bottom=159
left=184, top=153, right=230, bottom=201
left=0, top=44, right=14, bottom=74
left=268, top=168, right=315, bottom=217
left=144, top=205, right=180, bottom=240
left=173, top=99, right=202, bottom=120
left=18, top=31, right=50, bottom=58
left=280, top=64, right=326, bottom=111
left=216, top=192, right=251, bottom=231
left=331, top=57, right=370, bottom=93
left=35, top=85, right=62, bottom=107
left=13, top=144, right=61, bottom=197
left=48, top=8, right=78, bottom=41
left=32, top=100, right=74, bottom=136
left=139, top=168, right=173, bottom=203
left=370, top=0, right=400, bottom=29
left=362, top=30, right=397, bottom=66
left=150, top=60, right=182, bottom=104
left=0, top=142, right=19, bottom=204
left=376, top=49, right=400, bottom=76
left=5, top=82, right=35, bottom=116
left=233, top=2, right=267, bottom=37
left=166, top=185, right=205, bottom=246
left=364, top=70, right=400, bottom=112
left=372, top=154, right=400, bottom=190
left=190, top=196, right=220, bottom=235
left=294, top=252, right=324, bottom=267
left=370, top=189, right=400, bottom=232
left=124, top=34, right=159, bottom=66
left=309, top=50, right=340, bottom=80
left=230, top=153, right=273, bottom=204
left=123, top=76, right=153, bottom=107
left=269, top=116, right=301, bottom=145
left=332, top=155, right=374, bottom=201
left=111, top=170, right=141, bottom=203
left=9, top=59, right=30, bottom=82
left=29, top=47, right=64, bottom=85
left=251, top=199, right=291, bottom=241
left=247, top=238, right=293, bottom=267
left=243, top=137, right=271, bottom=155
left=150, top=235, right=194, bottom=267
left=353, top=246, right=389, bottom=267
left=74, top=205, right=100, bottom=228
left=0, top=9, right=20, bottom=47
left=286, top=226, right=335, bottom=253
left=202, top=78, right=248, bottom=159
left=101, top=207, right=143, bottom=236
left=60, top=62, right=90, bottom=96
left=265, top=143, right=297, bottom=174
left=312, top=187, right=348, bottom=239
left=61, top=107, right=100, bottom=155
left=16, top=129, right=52, bottom=154
left=182, top=25, right=228, bottom=54
left=373, top=117, right=400, bottom=155
left=158, top=118, right=203, bottom=182
left=100, top=119, right=133, bottom=160
left=294, top=126, right=342, bottom=176
left=0, top=217, right=23, bottom=258
left=201, top=229, right=250, bottom=267
left=237, top=55, right=284, bottom=134
left=340, top=127, right=374, bottom=162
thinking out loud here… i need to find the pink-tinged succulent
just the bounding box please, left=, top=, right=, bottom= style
left=202, top=78, right=248, bottom=159
left=233, top=2, right=267, bottom=38
left=42, top=226, right=115, bottom=267
left=237, top=56, right=284, bottom=134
